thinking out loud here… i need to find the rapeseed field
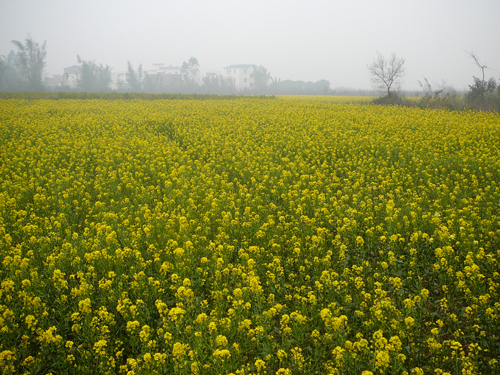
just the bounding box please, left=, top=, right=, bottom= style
left=0, top=98, right=499, bottom=374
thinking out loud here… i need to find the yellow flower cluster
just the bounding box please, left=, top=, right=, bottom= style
left=0, top=97, right=499, bottom=374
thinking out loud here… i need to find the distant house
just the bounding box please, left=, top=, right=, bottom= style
left=224, top=64, right=257, bottom=91
left=63, top=65, right=81, bottom=88
left=145, top=63, right=182, bottom=92
left=64, top=65, right=81, bottom=75
left=146, top=63, right=182, bottom=77
left=115, top=71, right=127, bottom=90
left=44, top=74, right=63, bottom=88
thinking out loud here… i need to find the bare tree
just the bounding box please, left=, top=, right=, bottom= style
left=466, top=49, right=488, bottom=83
left=418, top=77, right=446, bottom=98
left=465, top=49, right=498, bottom=108
left=11, top=35, right=47, bottom=91
left=367, top=52, right=406, bottom=97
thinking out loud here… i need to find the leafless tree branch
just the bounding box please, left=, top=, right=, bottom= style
left=367, top=52, right=405, bottom=97
left=466, top=49, right=488, bottom=83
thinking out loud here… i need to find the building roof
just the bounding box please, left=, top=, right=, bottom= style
left=64, top=65, right=81, bottom=75
left=224, top=64, right=257, bottom=69
left=159, top=65, right=181, bottom=71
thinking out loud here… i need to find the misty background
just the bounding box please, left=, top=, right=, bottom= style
left=1, top=0, right=499, bottom=92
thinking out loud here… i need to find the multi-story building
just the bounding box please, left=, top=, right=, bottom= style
left=223, top=64, right=256, bottom=91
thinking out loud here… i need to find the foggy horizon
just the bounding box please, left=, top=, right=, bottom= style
left=1, top=0, right=499, bottom=91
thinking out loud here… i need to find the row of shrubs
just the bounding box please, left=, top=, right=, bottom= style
left=374, top=77, right=500, bottom=113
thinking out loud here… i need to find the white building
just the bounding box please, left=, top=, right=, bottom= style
left=224, top=64, right=257, bottom=91
left=44, top=74, right=63, bottom=88
left=63, top=65, right=81, bottom=88
left=144, top=63, right=183, bottom=91
left=146, top=63, right=181, bottom=76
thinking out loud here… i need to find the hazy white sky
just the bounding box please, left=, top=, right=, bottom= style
left=1, top=0, right=499, bottom=90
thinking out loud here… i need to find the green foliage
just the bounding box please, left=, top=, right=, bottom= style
left=0, top=51, right=26, bottom=92
left=269, top=79, right=331, bottom=95
left=466, top=77, right=499, bottom=112
left=201, top=74, right=235, bottom=95
left=76, top=56, right=112, bottom=93
left=10, top=35, right=47, bottom=91
left=125, top=62, right=144, bottom=92
left=371, top=73, right=500, bottom=113
left=251, top=66, right=272, bottom=93
left=0, top=98, right=499, bottom=374
left=181, top=57, right=200, bottom=89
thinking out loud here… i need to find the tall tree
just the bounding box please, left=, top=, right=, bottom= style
left=202, top=73, right=235, bottom=94
left=466, top=50, right=497, bottom=100
left=11, top=35, right=47, bottom=91
left=0, top=53, right=23, bottom=92
left=76, top=55, right=112, bottom=92
left=367, top=52, right=405, bottom=97
left=181, top=57, right=200, bottom=88
left=251, top=66, right=271, bottom=93
left=465, top=50, right=498, bottom=110
left=0, top=56, right=4, bottom=85
left=126, top=61, right=144, bottom=92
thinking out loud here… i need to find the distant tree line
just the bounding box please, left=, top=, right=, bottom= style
left=60, top=56, right=239, bottom=95
left=268, top=79, right=331, bottom=95
left=2, top=36, right=500, bottom=111
left=0, top=36, right=336, bottom=96
left=73, top=56, right=113, bottom=93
